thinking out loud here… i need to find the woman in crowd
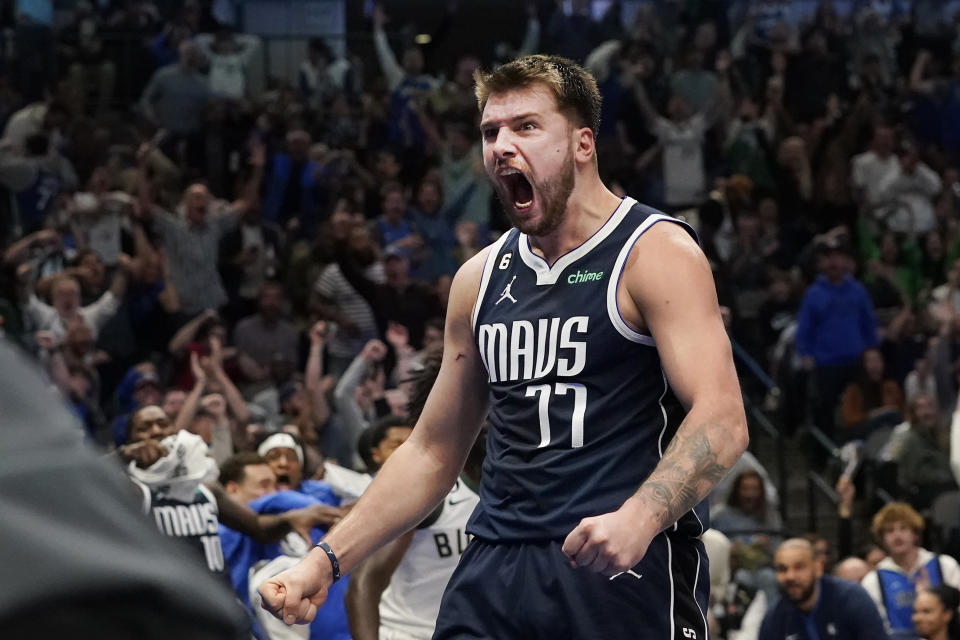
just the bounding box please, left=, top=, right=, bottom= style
left=913, top=586, right=960, bottom=640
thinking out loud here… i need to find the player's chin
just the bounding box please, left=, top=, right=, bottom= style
left=506, top=202, right=545, bottom=235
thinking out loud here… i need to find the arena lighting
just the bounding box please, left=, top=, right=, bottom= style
left=415, top=33, right=432, bottom=44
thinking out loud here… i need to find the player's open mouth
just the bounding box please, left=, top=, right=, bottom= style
left=497, top=167, right=534, bottom=211
left=276, top=474, right=291, bottom=487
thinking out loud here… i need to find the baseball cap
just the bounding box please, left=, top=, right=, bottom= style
left=134, top=371, right=160, bottom=389
left=817, top=234, right=850, bottom=255
left=383, top=245, right=407, bottom=261
left=257, top=433, right=304, bottom=466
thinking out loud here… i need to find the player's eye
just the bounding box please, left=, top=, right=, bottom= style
left=520, top=121, right=536, bottom=131
left=482, top=128, right=497, bottom=141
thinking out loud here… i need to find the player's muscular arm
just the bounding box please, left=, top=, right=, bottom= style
left=259, top=249, right=492, bottom=625
left=563, top=222, right=747, bottom=575
left=627, top=223, right=747, bottom=530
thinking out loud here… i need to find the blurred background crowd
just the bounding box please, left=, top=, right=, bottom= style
left=6, top=0, right=960, bottom=638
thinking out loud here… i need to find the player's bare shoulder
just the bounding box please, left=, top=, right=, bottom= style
left=618, top=219, right=716, bottom=331
left=446, top=241, right=502, bottom=324
left=627, top=221, right=706, bottom=275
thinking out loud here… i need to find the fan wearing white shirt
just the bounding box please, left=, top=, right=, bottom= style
left=851, top=125, right=899, bottom=209
left=195, top=29, right=261, bottom=100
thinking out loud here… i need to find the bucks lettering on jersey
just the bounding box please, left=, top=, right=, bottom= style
left=135, top=480, right=226, bottom=575
left=470, top=197, right=708, bottom=541
left=380, top=478, right=479, bottom=638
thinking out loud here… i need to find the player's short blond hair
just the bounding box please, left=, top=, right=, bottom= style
left=473, top=54, right=601, bottom=137
left=871, top=502, right=924, bottom=541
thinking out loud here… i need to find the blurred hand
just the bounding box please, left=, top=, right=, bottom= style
left=385, top=322, right=409, bottom=349
left=190, top=351, right=208, bottom=385
left=16, top=263, right=33, bottom=286
left=119, top=440, right=168, bottom=468
left=208, top=335, right=225, bottom=372
left=201, top=393, right=227, bottom=419
left=35, top=330, right=58, bottom=351
left=836, top=476, right=855, bottom=517
left=300, top=504, right=348, bottom=530
left=361, top=339, right=388, bottom=363
left=309, top=321, right=329, bottom=346
left=116, top=253, right=135, bottom=275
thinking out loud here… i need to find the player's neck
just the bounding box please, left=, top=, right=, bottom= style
left=526, top=180, right=621, bottom=265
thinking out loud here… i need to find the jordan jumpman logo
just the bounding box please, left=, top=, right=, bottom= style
left=495, top=276, right=518, bottom=305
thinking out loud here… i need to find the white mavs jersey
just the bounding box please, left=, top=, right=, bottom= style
left=379, top=478, right=479, bottom=639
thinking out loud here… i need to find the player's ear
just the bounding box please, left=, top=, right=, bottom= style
left=574, top=126, right=595, bottom=164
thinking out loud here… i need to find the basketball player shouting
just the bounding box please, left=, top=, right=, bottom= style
left=261, top=55, right=747, bottom=639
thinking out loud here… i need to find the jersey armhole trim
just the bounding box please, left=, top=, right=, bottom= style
left=471, top=231, right=513, bottom=333
left=130, top=476, right=152, bottom=514
left=605, top=214, right=693, bottom=346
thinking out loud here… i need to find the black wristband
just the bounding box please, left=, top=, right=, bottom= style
left=316, top=541, right=341, bottom=582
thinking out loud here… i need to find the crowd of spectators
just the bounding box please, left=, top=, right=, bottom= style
left=8, top=0, right=960, bottom=638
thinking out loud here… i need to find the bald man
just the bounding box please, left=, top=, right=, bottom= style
left=759, top=539, right=889, bottom=640
left=834, top=556, right=872, bottom=585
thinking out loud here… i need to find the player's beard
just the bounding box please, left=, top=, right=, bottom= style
left=496, top=150, right=575, bottom=237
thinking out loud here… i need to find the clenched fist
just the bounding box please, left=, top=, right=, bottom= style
left=259, top=546, right=335, bottom=625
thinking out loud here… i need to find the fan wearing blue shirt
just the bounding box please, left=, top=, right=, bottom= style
left=218, top=445, right=349, bottom=640
left=759, top=538, right=889, bottom=640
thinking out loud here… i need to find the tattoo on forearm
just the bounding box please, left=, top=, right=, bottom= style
left=637, top=425, right=731, bottom=530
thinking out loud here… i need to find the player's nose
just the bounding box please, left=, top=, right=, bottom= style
left=490, top=129, right=517, bottom=159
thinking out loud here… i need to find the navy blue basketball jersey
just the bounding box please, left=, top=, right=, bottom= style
left=469, top=197, right=708, bottom=541
left=134, top=480, right=227, bottom=577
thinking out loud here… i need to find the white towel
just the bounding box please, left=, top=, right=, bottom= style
left=128, top=430, right=219, bottom=502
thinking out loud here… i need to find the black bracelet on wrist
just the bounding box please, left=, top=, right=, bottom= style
left=316, top=541, right=341, bottom=582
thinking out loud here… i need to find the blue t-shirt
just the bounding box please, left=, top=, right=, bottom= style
left=219, top=488, right=349, bottom=640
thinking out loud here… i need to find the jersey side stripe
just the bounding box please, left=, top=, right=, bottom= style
left=667, top=536, right=676, bottom=640
left=656, top=368, right=669, bottom=458
left=471, top=231, right=513, bottom=333
left=605, top=214, right=693, bottom=346
left=693, top=549, right=708, bottom=640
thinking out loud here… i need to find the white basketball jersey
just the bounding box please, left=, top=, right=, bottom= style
left=378, top=478, right=479, bottom=639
